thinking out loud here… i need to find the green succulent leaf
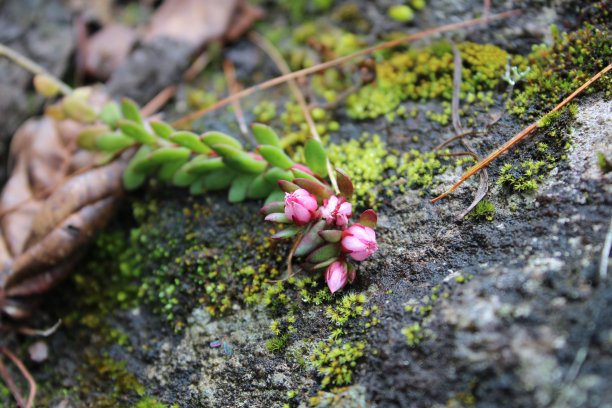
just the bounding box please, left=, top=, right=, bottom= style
left=304, top=139, right=328, bottom=177
left=265, top=189, right=285, bottom=205
left=77, top=125, right=109, bottom=150
left=293, top=178, right=333, bottom=200
left=189, top=177, right=207, bottom=195
left=171, top=131, right=211, bottom=154
left=264, top=167, right=295, bottom=184
left=150, top=121, right=174, bottom=140
left=335, top=167, right=354, bottom=198
left=62, top=94, right=97, bottom=123
left=158, top=158, right=188, bottom=182
left=319, top=229, right=342, bottom=243
left=132, top=147, right=191, bottom=174
left=123, top=145, right=151, bottom=190
left=228, top=174, right=256, bottom=203
left=306, top=243, right=341, bottom=264
left=99, top=102, right=122, bottom=128
left=118, top=120, right=158, bottom=145
left=264, top=213, right=291, bottom=223
left=213, top=145, right=267, bottom=174
left=95, top=132, right=135, bottom=152
left=183, top=156, right=225, bottom=174
left=258, top=145, right=295, bottom=169
left=201, top=131, right=243, bottom=150
left=259, top=201, right=285, bottom=215
left=203, top=169, right=236, bottom=191
left=247, top=173, right=274, bottom=199
left=252, top=123, right=281, bottom=147
left=311, top=257, right=338, bottom=270
left=358, top=209, right=378, bottom=228
left=295, top=220, right=326, bottom=257
left=120, top=98, right=143, bottom=124
left=278, top=180, right=300, bottom=193
left=291, top=167, right=319, bottom=182
left=271, top=225, right=303, bottom=240
left=173, top=166, right=198, bottom=187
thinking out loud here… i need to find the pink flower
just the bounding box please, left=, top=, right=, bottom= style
left=341, top=224, right=377, bottom=261
left=325, top=261, right=348, bottom=293
left=284, top=188, right=318, bottom=225
left=320, top=196, right=352, bottom=227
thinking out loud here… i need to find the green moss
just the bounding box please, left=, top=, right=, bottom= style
left=468, top=200, right=495, bottom=221
left=597, top=152, right=612, bottom=173
left=310, top=340, right=366, bottom=388
left=134, top=397, right=176, bottom=408
left=253, top=100, right=277, bottom=123
left=402, top=323, right=424, bottom=347
left=326, top=293, right=367, bottom=326
left=388, top=5, right=414, bottom=22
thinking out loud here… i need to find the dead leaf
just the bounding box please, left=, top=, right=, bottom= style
left=84, top=25, right=137, bottom=80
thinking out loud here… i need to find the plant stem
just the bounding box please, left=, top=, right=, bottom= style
left=0, top=43, right=72, bottom=96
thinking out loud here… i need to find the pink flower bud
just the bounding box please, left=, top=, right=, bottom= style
left=284, top=188, right=318, bottom=225
left=325, top=261, right=348, bottom=293
left=320, top=195, right=353, bottom=227
left=341, top=224, right=378, bottom=261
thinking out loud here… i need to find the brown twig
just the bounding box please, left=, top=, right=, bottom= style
left=171, top=10, right=522, bottom=127
left=0, top=347, right=36, bottom=408
left=431, top=62, right=612, bottom=203
left=0, top=356, right=25, bottom=408
left=223, top=59, right=249, bottom=140
left=249, top=31, right=340, bottom=194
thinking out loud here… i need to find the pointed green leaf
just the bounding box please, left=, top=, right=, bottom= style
left=118, top=120, right=158, bottom=145
left=158, top=158, right=188, bottom=182
left=304, top=139, right=328, bottom=177
left=358, top=209, right=377, bottom=228
left=189, top=177, right=207, bottom=195
left=183, top=156, right=225, bottom=174
left=264, top=213, right=291, bottom=223
left=120, top=98, right=143, bottom=124
left=99, top=102, right=122, bottom=128
left=265, top=189, right=285, bottom=205
left=62, top=94, right=97, bottom=123
left=291, top=167, right=319, bottom=182
left=311, top=257, right=338, bottom=270
left=306, top=243, right=341, bottom=264
left=271, top=225, right=303, bottom=240
left=319, top=229, right=342, bottom=243
left=293, top=178, right=333, bottom=200
left=258, top=145, right=295, bottom=169
left=150, top=121, right=174, bottom=140
left=278, top=180, right=300, bottom=193
left=201, top=131, right=242, bottom=150
left=132, top=147, right=191, bottom=173
left=96, top=132, right=135, bottom=151
left=295, top=220, right=326, bottom=257
left=247, top=173, right=274, bottom=199
left=260, top=201, right=285, bottom=215
left=252, top=123, right=281, bottom=147
left=203, top=169, right=237, bottom=191
left=336, top=167, right=354, bottom=198
left=123, top=145, right=151, bottom=190
left=264, top=167, right=294, bottom=184
left=77, top=125, right=109, bottom=150
left=173, top=166, right=198, bottom=187
left=228, top=174, right=255, bottom=203
left=213, top=145, right=267, bottom=174
left=171, top=131, right=211, bottom=154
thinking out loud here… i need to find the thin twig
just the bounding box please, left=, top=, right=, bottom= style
left=223, top=59, right=250, bottom=140
left=1, top=347, right=36, bottom=408
left=171, top=10, right=522, bottom=127
left=432, top=63, right=612, bottom=203
left=600, top=216, right=612, bottom=283
left=0, top=356, right=25, bottom=408
left=249, top=31, right=340, bottom=194
left=0, top=43, right=72, bottom=96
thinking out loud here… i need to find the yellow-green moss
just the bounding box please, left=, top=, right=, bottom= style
left=310, top=339, right=366, bottom=388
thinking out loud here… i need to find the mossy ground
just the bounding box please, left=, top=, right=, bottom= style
left=5, top=1, right=611, bottom=407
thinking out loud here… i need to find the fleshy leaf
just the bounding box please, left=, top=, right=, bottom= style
left=228, top=174, right=255, bottom=203
left=306, top=243, right=341, bottom=264
left=295, top=220, right=326, bottom=257
left=264, top=213, right=291, bottom=223
left=260, top=201, right=284, bottom=215
left=247, top=173, right=274, bottom=199
left=304, top=139, right=328, bottom=177
left=118, top=120, right=158, bottom=145
left=319, top=229, right=342, bottom=243
left=95, top=132, right=134, bottom=152
left=203, top=169, right=237, bottom=191
left=293, top=178, right=333, bottom=200
left=123, top=145, right=151, bottom=190
left=252, top=123, right=281, bottom=147
left=311, top=257, right=338, bottom=270
left=158, top=158, right=188, bottom=182
left=265, top=189, right=285, bottom=205
left=271, top=225, right=303, bottom=240
left=291, top=167, right=319, bottom=182
left=62, top=94, right=97, bottom=123
left=257, top=145, right=295, bottom=169
left=264, top=167, right=294, bottom=184
left=77, top=125, right=109, bottom=150
left=173, top=166, right=198, bottom=187
left=278, top=180, right=300, bottom=193
left=213, top=145, right=267, bottom=174
left=99, top=102, right=122, bottom=128
left=201, top=131, right=243, bottom=150
left=150, top=121, right=175, bottom=140
left=358, top=209, right=378, bottom=228
left=336, top=167, right=354, bottom=198
left=120, top=98, right=143, bottom=124
left=132, top=147, right=191, bottom=173
left=171, top=131, right=211, bottom=154
left=189, top=177, right=206, bottom=195
left=183, top=156, right=225, bottom=174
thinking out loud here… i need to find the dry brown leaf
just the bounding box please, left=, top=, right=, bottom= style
left=84, top=24, right=137, bottom=80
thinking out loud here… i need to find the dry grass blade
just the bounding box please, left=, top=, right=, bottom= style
left=0, top=347, right=36, bottom=408
left=223, top=59, right=249, bottom=139
left=171, top=10, right=522, bottom=127
left=431, top=63, right=612, bottom=203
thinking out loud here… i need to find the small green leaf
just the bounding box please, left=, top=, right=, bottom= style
left=264, top=167, right=294, bottom=184
left=358, top=209, right=377, bottom=228
left=123, top=145, right=151, bottom=190
left=319, top=229, right=342, bottom=243
left=183, top=156, right=225, bottom=174
left=264, top=213, right=291, bottom=223
left=120, top=98, right=143, bottom=124
left=203, top=169, right=236, bottom=191
left=201, top=131, right=242, bottom=150
left=247, top=173, right=274, bottom=199
left=173, top=166, right=198, bottom=187
left=258, top=145, right=295, bottom=169
left=158, top=158, right=188, bottom=182
left=271, top=225, right=303, bottom=240
left=304, top=139, right=328, bottom=177
left=306, top=243, right=341, bottom=264
left=62, top=94, right=97, bottom=123
left=214, top=145, right=268, bottom=174
left=335, top=167, right=354, bottom=198
left=260, top=201, right=285, bottom=215
left=171, top=131, right=211, bottom=154
left=252, top=123, right=281, bottom=147
left=293, top=178, right=333, bottom=200
left=99, top=102, right=122, bottom=128
left=295, top=220, right=326, bottom=257
left=150, top=121, right=174, bottom=140
left=265, top=189, right=285, bottom=205
left=95, top=132, right=134, bottom=152
left=228, top=174, right=255, bottom=203
left=311, top=257, right=338, bottom=270
left=132, top=147, right=191, bottom=173
left=189, top=177, right=206, bottom=195
left=118, top=120, right=158, bottom=145
left=77, top=125, right=109, bottom=150
left=291, top=167, right=319, bottom=182
left=278, top=180, right=300, bottom=193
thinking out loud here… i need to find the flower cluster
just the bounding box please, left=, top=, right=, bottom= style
left=262, top=175, right=378, bottom=294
